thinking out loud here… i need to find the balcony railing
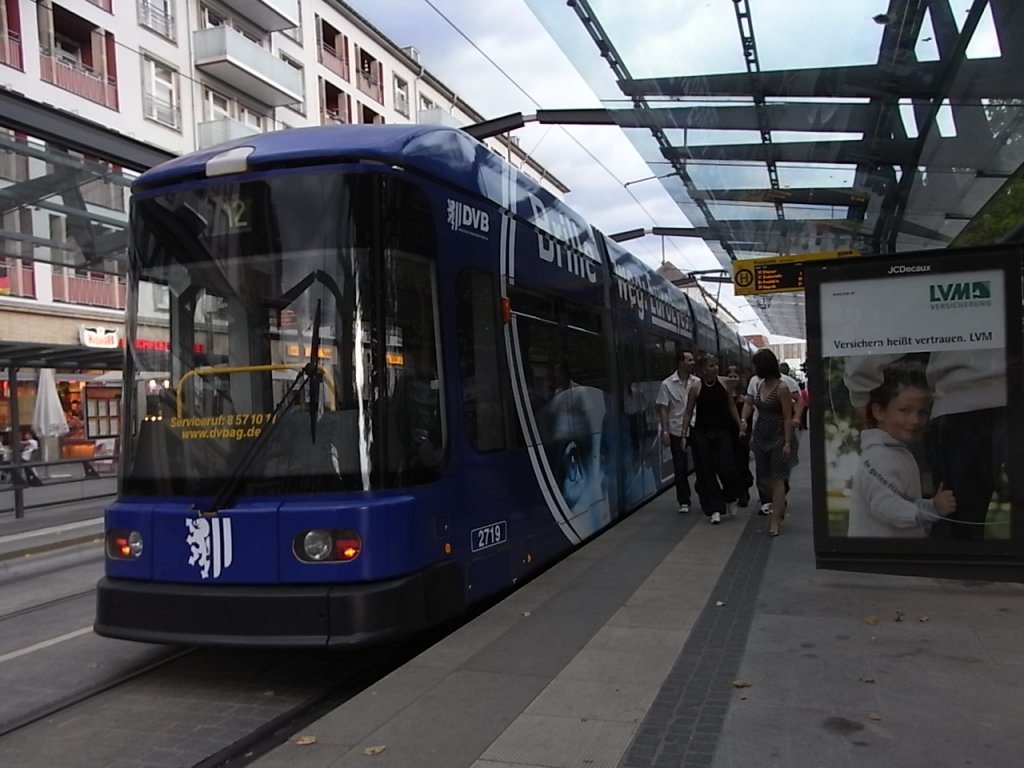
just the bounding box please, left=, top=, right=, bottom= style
left=197, top=118, right=260, bottom=149
left=144, top=93, right=180, bottom=129
left=318, top=43, right=349, bottom=81
left=321, top=108, right=348, bottom=125
left=0, top=150, right=29, bottom=182
left=0, top=260, right=36, bottom=298
left=52, top=270, right=127, bottom=310
left=137, top=0, right=175, bottom=40
left=1, top=30, right=23, bottom=71
left=40, top=50, right=119, bottom=110
left=193, top=27, right=302, bottom=107
left=80, top=177, right=128, bottom=212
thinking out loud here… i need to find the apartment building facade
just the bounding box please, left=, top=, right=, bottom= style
left=0, top=0, right=562, bottom=455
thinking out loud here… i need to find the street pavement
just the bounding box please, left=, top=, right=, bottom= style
left=3, top=464, right=1023, bottom=768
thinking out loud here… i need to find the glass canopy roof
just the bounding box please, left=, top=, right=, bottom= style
left=524, top=0, right=1024, bottom=338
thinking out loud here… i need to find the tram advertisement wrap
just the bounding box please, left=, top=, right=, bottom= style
left=805, top=246, right=1024, bottom=579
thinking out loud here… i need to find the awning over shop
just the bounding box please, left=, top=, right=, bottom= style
left=0, top=341, right=124, bottom=370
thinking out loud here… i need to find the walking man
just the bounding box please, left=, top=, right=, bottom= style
left=657, top=348, right=700, bottom=513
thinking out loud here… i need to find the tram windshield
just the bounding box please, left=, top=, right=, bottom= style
left=123, top=169, right=444, bottom=498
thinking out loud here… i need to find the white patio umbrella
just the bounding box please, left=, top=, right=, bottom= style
left=32, top=368, right=69, bottom=473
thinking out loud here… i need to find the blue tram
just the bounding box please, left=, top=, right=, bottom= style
left=94, top=125, right=753, bottom=647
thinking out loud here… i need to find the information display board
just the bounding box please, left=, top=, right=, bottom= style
left=733, top=249, right=858, bottom=296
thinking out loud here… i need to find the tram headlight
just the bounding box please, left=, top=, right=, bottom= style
left=301, top=530, right=334, bottom=561
left=127, top=531, right=144, bottom=557
left=107, top=529, right=143, bottom=559
left=293, top=529, right=363, bottom=563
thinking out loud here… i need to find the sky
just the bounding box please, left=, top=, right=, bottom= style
left=341, top=0, right=1001, bottom=343
left=343, top=0, right=779, bottom=337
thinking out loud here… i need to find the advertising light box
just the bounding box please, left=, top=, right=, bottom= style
left=804, top=245, right=1024, bottom=581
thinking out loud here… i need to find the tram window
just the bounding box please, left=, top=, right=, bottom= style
left=565, top=324, right=605, bottom=391
left=519, top=299, right=611, bottom=533
left=515, top=314, right=559, bottom=411
left=381, top=253, right=444, bottom=482
left=565, top=304, right=601, bottom=335
left=508, top=287, right=556, bottom=323
left=646, top=334, right=677, bottom=380
left=456, top=269, right=506, bottom=452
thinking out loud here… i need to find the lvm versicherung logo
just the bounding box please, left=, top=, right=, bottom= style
left=928, top=280, right=992, bottom=311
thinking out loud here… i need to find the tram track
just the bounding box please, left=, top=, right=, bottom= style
left=191, top=637, right=428, bottom=768
left=0, top=618, right=465, bottom=768
left=191, top=610, right=491, bottom=768
left=0, top=587, right=95, bottom=622
left=0, top=646, right=196, bottom=738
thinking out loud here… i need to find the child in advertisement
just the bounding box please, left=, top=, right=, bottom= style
left=844, top=348, right=1006, bottom=540
left=848, top=361, right=957, bottom=537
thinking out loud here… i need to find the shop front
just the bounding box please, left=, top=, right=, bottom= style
left=0, top=339, right=124, bottom=472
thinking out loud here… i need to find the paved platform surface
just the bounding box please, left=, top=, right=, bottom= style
left=3, top=462, right=1022, bottom=768
left=249, top=461, right=1024, bottom=768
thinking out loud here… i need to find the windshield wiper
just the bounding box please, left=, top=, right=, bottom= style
left=200, top=309, right=322, bottom=515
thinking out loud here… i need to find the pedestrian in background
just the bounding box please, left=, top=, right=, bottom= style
left=690, top=353, right=743, bottom=524
left=747, top=358, right=803, bottom=516
left=740, top=349, right=795, bottom=536
left=17, top=427, right=42, bottom=487
left=724, top=364, right=753, bottom=506
left=656, top=348, right=700, bottom=513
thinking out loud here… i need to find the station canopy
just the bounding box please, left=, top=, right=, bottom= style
left=523, top=0, right=1024, bottom=339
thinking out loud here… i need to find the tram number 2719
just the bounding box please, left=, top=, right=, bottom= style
left=471, top=521, right=508, bottom=553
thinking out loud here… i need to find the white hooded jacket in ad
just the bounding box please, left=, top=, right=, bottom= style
left=848, top=428, right=940, bottom=538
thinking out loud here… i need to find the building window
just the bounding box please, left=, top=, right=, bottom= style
left=138, top=0, right=175, bottom=41
left=354, top=46, right=383, bottom=104
left=200, top=5, right=226, bottom=28
left=85, top=388, right=121, bottom=439
left=143, top=57, right=179, bottom=128
left=393, top=75, right=409, bottom=117
left=420, top=95, right=437, bottom=112
left=200, top=87, right=268, bottom=132
left=54, top=35, right=82, bottom=65
left=204, top=87, right=231, bottom=121
left=238, top=105, right=264, bottom=131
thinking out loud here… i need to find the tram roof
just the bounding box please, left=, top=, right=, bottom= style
left=520, top=0, right=1024, bottom=339
left=136, top=124, right=452, bottom=189
left=134, top=124, right=741, bottom=332
left=135, top=123, right=599, bottom=246
left=133, top=124, right=557, bottom=208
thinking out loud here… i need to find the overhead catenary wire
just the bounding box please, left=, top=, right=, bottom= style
left=414, top=0, right=701, bottom=270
